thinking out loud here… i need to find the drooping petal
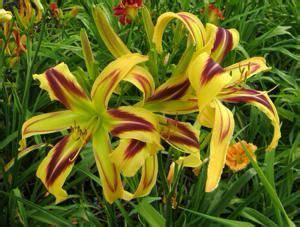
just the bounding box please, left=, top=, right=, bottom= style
left=93, top=6, right=131, bottom=58
left=157, top=116, right=200, bottom=154
left=219, top=87, right=280, bottom=151
left=22, top=110, right=90, bottom=139
left=91, top=54, right=148, bottom=111
left=187, top=53, right=231, bottom=111
left=123, top=66, right=155, bottom=103
left=36, top=132, right=88, bottom=203
left=110, top=139, right=159, bottom=177
left=123, top=154, right=158, bottom=200
left=33, top=63, right=94, bottom=112
left=205, top=23, right=239, bottom=63
left=134, top=154, right=158, bottom=197
left=105, top=106, right=161, bottom=145
left=144, top=98, right=198, bottom=115
left=93, top=127, right=124, bottom=204
left=206, top=100, right=234, bottom=192
left=153, top=12, right=206, bottom=53
left=224, top=57, right=271, bottom=85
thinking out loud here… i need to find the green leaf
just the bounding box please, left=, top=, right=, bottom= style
left=180, top=207, right=255, bottom=227
left=135, top=199, right=165, bottom=227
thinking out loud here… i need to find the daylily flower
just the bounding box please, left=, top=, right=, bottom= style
left=21, top=53, right=166, bottom=204
left=93, top=7, right=202, bottom=171
left=0, top=9, right=12, bottom=23
left=113, top=0, right=142, bottom=25
left=226, top=141, right=257, bottom=171
left=144, top=12, right=280, bottom=192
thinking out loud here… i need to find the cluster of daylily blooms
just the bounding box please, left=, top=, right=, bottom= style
left=9, top=1, right=280, bottom=204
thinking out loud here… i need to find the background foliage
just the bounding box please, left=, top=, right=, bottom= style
left=0, top=0, right=299, bottom=226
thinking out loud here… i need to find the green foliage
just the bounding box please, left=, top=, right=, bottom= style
left=0, top=0, right=299, bottom=226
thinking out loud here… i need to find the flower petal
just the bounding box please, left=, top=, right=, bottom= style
left=93, top=6, right=131, bottom=58
left=105, top=106, right=161, bottom=145
left=147, top=76, right=192, bottom=102
left=153, top=12, right=206, bottom=53
left=206, top=100, right=234, bottom=192
left=36, top=133, right=87, bottom=203
left=123, top=154, right=158, bottom=200
left=93, top=127, right=124, bottom=203
left=22, top=110, right=89, bottom=139
left=219, top=87, right=281, bottom=151
left=224, top=57, right=271, bottom=85
left=144, top=98, right=198, bottom=115
left=110, top=139, right=158, bottom=177
left=33, top=63, right=93, bottom=112
left=157, top=116, right=200, bottom=154
left=123, top=66, right=155, bottom=103
left=91, top=54, right=148, bottom=111
left=205, top=23, right=239, bottom=63
left=176, top=152, right=202, bottom=168
left=187, top=53, right=231, bottom=111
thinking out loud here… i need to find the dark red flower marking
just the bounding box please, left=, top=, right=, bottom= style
left=223, top=88, right=274, bottom=113
left=201, top=58, right=224, bottom=85
left=212, top=27, right=233, bottom=63
left=113, top=0, right=143, bottom=25
left=148, top=79, right=190, bottom=101
left=124, top=139, right=146, bottom=159
left=45, top=136, right=80, bottom=185
left=46, top=68, right=87, bottom=108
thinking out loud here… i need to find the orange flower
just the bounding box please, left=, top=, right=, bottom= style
left=200, top=3, right=224, bottom=24
left=113, top=0, right=143, bottom=25
left=226, top=141, right=257, bottom=171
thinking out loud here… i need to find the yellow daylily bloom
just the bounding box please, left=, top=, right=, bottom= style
left=91, top=6, right=202, bottom=176
left=187, top=52, right=281, bottom=192
left=22, top=54, right=165, bottom=204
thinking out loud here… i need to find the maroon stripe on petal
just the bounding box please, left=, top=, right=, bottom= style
left=220, top=111, right=231, bottom=141
left=224, top=88, right=274, bottom=113
left=46, top=136, right=69, bottom=184
left=46, top=68, right=87, bottom=107
left=124, top=139, right=146, bottom=159
left=201, top=58, right=224, bottom=85
left=110, top=123, right=154, bottom=136
left=148, top=79, right=190, bottom=101
left=212, top=28, right=233, bottom=62
left=166, top=135, right=199, bottom=148
left=167, top=118, right=198, bottom=143
left=108, top=109, right=154, bottom=128
left=134, top=73, right=151, bottom=95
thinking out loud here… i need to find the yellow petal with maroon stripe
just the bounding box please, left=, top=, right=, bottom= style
left=153, top=12, right=206, bottom=53
left=91, top=54, right=148, bottom=112
left=105, top=106, right=161, bottom=145
left=188, top=53, right=231, bottom=111
left=93, top=127, right=124, bottom=204
left=36, top=132, right=88, bottom=204
left=206, top=100, right=234, bottom=192
left=224, top=57, right=271, bottom=85
left=123, top=154, right=158, bottom=201
left=147, top=76, right=192, bottom=102
left=205, top=23, right=239, bottom=63
left=157, top=116, right=199, bottom=154
left=33, top=63, right=94, bottom=113
left=134, top=155, right=158, bottom=197
left=92, top=6, right=131, bottom=58
left=144, top=98, right=198, bottom=115
left=219, top=87, right=280, bottom=151
left=22, top=111, right=89, bottom=139
left=110, top=139, right=159, bottom=177
left=123, top=66, right=155, bottom=103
